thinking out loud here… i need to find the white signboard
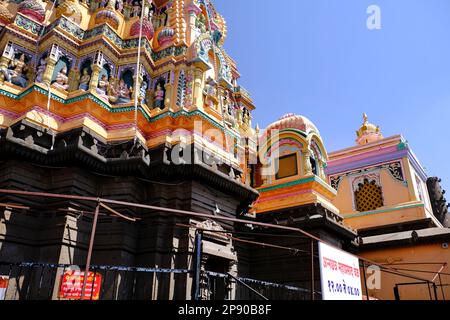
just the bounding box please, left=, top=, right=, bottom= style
left=0, top=276, right=8, bottom=300
left=318, top=242, right=362, bottom=300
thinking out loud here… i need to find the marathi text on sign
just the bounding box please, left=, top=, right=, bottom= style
left=59, top=270, right=102, bottom=300
left=0, top=276, right=8, bottom=300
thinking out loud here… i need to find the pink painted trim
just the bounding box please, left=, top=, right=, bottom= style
left=0, top=108, right=20, bottom=119
left=328, top=144, right=399, bottom=167
left=255, top=189, right=315, bottom=203
left=186, top=3, right=201, bottom=14
left=0, top=106, right=146, bottom=138
left=0, top=107, right=230, bottom=152
left=328, top=135, right=403, bottom=156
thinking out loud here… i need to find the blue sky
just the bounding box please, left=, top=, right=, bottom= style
left=214, top=0, right=450, bottom=192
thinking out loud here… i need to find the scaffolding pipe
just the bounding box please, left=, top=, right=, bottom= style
left=0, top=188, right=435, bottom=284
left=80, top=201, right=100, bottom=300
left=193, top=231, right=203, bottom=301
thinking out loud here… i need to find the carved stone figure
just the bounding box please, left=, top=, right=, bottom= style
left=243, top=108, right=250, bottom=125
left=195, top=13, right=206, bottom=33
left=139, top=80, right=148, bottom=104
left=1, top=53, right=28, bottom=88
left=35, top=57, right=47, bottom=83
left=52, top=66, right=69, bottom=90
left=78, top=68, right=91, bottom=91
left=116, top=0, right=123, bottom=12
left=154, top=83, right=165, bottom=109
left=132, top=1, right=141, bottom=17
left=113, top=79, right=131, bottom=104
left=204, top=77, right=216, bottom=97
left=96, top=74, right=110, bottom=100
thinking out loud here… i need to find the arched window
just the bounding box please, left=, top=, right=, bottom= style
left=354, top=179, right=384, bottom=212
left=310, top=156, right=318, bottom=175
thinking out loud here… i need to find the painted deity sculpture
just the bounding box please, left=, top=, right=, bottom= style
left=52, top=67, right=69, bottom=90
left=203, top=77, right=219, bottom=109
left=96, top=74, right=110, bottom=100
left=222, top=96, right=231, bottom=121
left=1, top=53, right=28, bottom=88
left=35, top=57, right=47, bottom=83
left=154, top=83, right=165, bottom=109
left=243, top=108, right=250, bottom=125
left=195, top=13, right=206, bottom=33
left=78, top=68, right=91, bottom=91
left=116, top=0, right=123, bottom=12
left=139, top=81, right=148, bottom=104
left=113, top=79, right=131, bottom=104
left=204, top=78, right=217, bottom=97
left=89, top=0, right=100, bottom=12
left=132, top=1, right=141, bottom=17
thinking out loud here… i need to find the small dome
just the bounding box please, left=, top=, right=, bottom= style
left=56, top=0, right=82, bottom=25
left=356, top=113, right=383, bottom=145
left=18, top=0, right=45, bottom=23
left=95, top=7, right=119, bottom=30
left=157, top=27, right=175, bottom=46
left=0, top=2, right=13, bottom=25
left=130, top=19, right=154, bottom=40
left=265, top=113, right=321, bottom=137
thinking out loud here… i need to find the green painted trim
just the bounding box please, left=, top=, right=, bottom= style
left=258, top=175, right=334, bottom=193
left=397, top=141, right=408, bottom=151
left=345, top=203, right=424, bottom=219
left=263, top=128, right=307, bottom=156
left=279, top=128, right=308, bottom=138
left=0, top=85, right=240, bottom=138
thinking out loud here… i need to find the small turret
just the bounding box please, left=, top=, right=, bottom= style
left=356, top=113, right=383, bottom=145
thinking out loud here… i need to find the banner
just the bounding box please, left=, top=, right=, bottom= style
left=318, top=242, right=362, bottom=300
left=0, top=276, right=8, bottom=300
left=59, top=270, right=102, bottom=300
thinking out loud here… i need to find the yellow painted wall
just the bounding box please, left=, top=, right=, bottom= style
left=345, top=205, right=426, bottom=230
left=333, top=163, right=411, bottom=215
left=361, top=243, right=450, bottom=300
left=331, top=156, right=432, bottom=230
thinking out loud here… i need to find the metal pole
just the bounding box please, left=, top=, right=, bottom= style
left=393, top=285, right=400, bottom=301
left=226, top=272, right=269, bottom=301
left=433, top=283, right=439, bottom=301
left=439, top=273, right=445, bottom=301
left=427, top=282, right=432, bottom=300
left=0, top=188, right=436, bottom=284
left=193, top=231, right=203, bottom=301
left=80, top=201, right=100, bottom=300
left=362, top=261, right=370, bottom=300
left=310, top=240, right=314, bottom=301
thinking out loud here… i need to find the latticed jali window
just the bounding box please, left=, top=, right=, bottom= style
left=354, top=179, right=384, bottom=212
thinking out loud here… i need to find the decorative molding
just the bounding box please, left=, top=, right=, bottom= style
left=330, top=175, right=343, bottom=191
left=345, top=203, right=425, bottom=219
left=387, top=161, right=406, bottom=185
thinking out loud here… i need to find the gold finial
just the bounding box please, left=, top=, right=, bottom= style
left=356, top=113, right=383, bottom=145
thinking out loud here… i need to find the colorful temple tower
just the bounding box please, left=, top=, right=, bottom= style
left=0, top=0, right=262, bottom=299
left=0, top=0, right=362, bottom=300
left=0, top=0, right=447, bottom=301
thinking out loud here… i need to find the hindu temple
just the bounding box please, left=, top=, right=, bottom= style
left=0, top=0, right=448, bottom=300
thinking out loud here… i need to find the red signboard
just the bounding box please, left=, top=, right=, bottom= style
left=0, top=276, right=8, bottom=300
left=59, top=270, right=102, bottom=300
